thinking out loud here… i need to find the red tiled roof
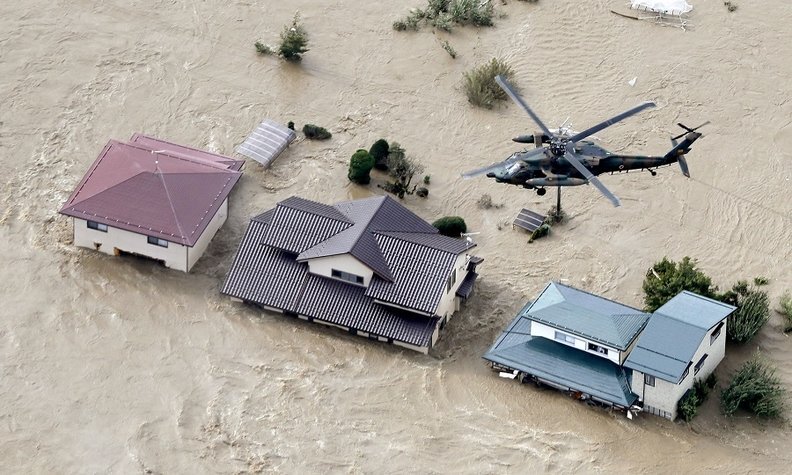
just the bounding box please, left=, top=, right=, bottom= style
left=59, top=137, right=242, bottom=246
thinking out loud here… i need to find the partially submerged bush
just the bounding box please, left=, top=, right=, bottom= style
left=721, top=280, right=770, bottom=343
left=393, top=0, right=494, bottom=32
left=529, top=223, right=550, bottom=243
left=433, top=216, right=467, bottom=238
left=381, top=142, right=424, bottom=199
left=721, top=354, right=786, bottom=418
left=642, top=257, right=718, bottom=312
left=677, top=389, right=700, bottom=422
left=476, top=193, right=503, bottom=209
left=779, top=292, right=792, bottom=333
left=441, top=40, right=457, bottom=59
left=463, top=58, right=514, bottom=109
left=303, top=124, right=332, bottom=140
left=254, top=41, right=273, bottom=55
left=279, top=12, right=309, bottom=61
left=416, top=187, right=429, bottom=198
left=369, top=139, right=390, bottom=171
left=348, top=149, right=375, bottom=185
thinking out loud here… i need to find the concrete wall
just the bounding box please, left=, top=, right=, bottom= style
left=307, top=254, right=374, bottom=287
left=631, top=317, right=727, bottom=419
left=187, top=198, right=228, bottom=270
left=530, top=321, right=621, bottom=365
left=73, top=217, right=189, bottom=272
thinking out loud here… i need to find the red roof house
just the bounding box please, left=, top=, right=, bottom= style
left=60, top=134, right=243, bottom=272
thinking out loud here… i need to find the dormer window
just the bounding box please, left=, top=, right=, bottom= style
left=332, top=269, right=364, bottom=285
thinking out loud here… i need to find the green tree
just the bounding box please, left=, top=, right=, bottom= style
left=369, top=139, right=390, bottom=171
left=720, top=280, right=770, bottom=343
left=382, top=142, right=424, bottom=199
left=721, top=354, right=786, bottom=418
left=642, top=257, right=718, bottom=312
left=303, top=124, right=331, bottom=140
left=348, top=149, right=375, bottom=185
left=432, top=216, right=467, bottom=238
left=279, top=12, right=309, bottom=61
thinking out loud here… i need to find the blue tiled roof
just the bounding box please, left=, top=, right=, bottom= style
left=523, top=282, right=650, bottom=350
left=484, top=316, right=638, bottom=407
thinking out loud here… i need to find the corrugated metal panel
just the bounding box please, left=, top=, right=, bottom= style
left=295, top=275, right=438, bottom=347
left=484, top=331, right=638, bottom=407
left=655, top=291, right=736, bottom=330
left=523, top=282, right=650, bottom=350
left=221, top=221, right=309, bottom=311
left=366, top=233, right=456, bottom=314
left=513, top=209, right=546, bottom=232
left=236, top=120, right=297, bottom=168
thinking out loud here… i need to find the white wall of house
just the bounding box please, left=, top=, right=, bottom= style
left=632, top=318, right=727, bottom=420
left=434, top=253, right=471, bottom=319
left=187, top=198, right=228, bottom=270
left=73, top=217, right=189, bottom=272
left=306, top=254, right=374, bottom=287
left=530, top=321, right=622, bottom=365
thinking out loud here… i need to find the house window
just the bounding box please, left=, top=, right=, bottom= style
left=680, top=362, right=691, bottom=381
left=147, top=236, right=169, bottom=248
left=446, top=268, right=457, bottom=293
left=587, top=343, right=609, bottom=355
left=87, top=220, right=108, bottom=232
left=645, top=374, right=656, bottom=387
left=710, top=321, right=724, bottom=345
left=694, top=354, right=709, bottom=375
left=331, top=268, right=364, bottom=285
left=554, top=331, right=576, bottom=345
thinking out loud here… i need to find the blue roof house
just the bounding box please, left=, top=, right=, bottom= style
left=484, top=283, right=735, bottom=420
left=222, top=195, right=481, bottom=353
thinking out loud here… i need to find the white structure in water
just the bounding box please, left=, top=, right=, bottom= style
left=60, top=134, right=243, bottom=272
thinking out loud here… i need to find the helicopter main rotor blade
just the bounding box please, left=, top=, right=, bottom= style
left=461, top=147, right=547, bottom=179
left=495, top=75, right=554, bottom=138
left=564, top=144, right=621, bottom=207
left=566, top=101, right=656, bottom=144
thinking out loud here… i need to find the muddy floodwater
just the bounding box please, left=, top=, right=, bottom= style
left=1, top=0, right=791, bottom=472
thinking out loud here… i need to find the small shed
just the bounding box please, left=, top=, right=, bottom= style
left=236, top=120, right=297, bottom=167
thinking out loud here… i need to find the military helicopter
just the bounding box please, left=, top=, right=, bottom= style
left=462, top=75, right=707, bottom=208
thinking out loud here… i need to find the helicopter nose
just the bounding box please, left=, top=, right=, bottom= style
left=486, top=172, right=496, bottom=178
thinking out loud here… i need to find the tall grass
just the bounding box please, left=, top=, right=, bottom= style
left=393, top=0, right=494, bottom=32
left=721, top=354, right=786, bottom=418
left=462, top=58, right=514, bottom=109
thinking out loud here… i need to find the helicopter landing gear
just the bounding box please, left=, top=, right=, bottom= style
left=537, top=188, right=547, bottom=196
left=649, top=169, right=657, bottom=176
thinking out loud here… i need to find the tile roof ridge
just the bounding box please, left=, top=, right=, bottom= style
left=155, top=165, right=187, bottom=242
left=129, top=141, right=240, bottom=173
left=374, top=230, right=474, bottom=254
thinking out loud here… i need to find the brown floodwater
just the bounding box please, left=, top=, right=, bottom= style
left=1, top=0, right=791, bottom=472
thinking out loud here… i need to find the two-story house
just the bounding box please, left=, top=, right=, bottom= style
left=222, top=195, right=482, bottom=353
left=59, top=134, right=243, bottom=272
left=483, top=282, right=735, bottom=419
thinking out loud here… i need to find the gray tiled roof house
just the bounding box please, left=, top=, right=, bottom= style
left=222, top=195, right=481, bottom=352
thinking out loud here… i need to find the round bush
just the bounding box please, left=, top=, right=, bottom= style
left=432, top=216, right=467, bottom=238
left=348, top=149, right=375, bottom=185
left=369, top=139, right=390, bottom=171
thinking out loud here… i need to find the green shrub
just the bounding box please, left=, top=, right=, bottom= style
left=369, top=139, right=390, bottom=170
left=476, top=193, right=503, bottom=209
left=279, top=12, right=309, bottom=61
left=303, top=124, right=332, bottom=140
left=529, top=223, right=550, bottom=243
left=416, top=187, right=429, bottom=198
left=778, top=292, right=792, bottom=333
left=721, top=281, right=770, bottom=343
left=348, top=149, right=375, bottom=185
left=677, top=389, right=700, bottom=422
left=463, top=58, right=514, bottom=109
left=423, top=175, right=431, bottom=185
left=287, top=121, right=295, bottom=130
left=721, top=354, right=786, bottom=418
left=433, top=216, right=467, bottom=238
left=393, top=0, right=494, bottom=32
left=254, top=41, right=273, bottom=55
left=642, top=257, right=718, bottom=312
